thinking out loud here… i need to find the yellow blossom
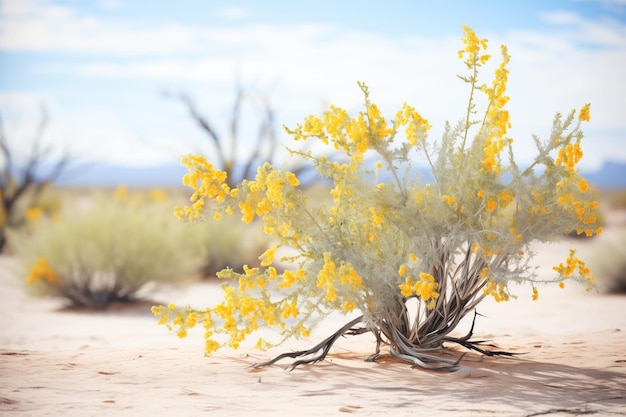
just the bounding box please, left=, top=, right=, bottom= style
left=260, top=246, right=278, bottom=267
left=442, top=195, right=457, bottom=206
left=399, top=277, right=414, bottom=298
left=26, top=258, right=57, bottom=285
left=398, top=264, right=408, bottom=277
left=579, top=103, right=590, bottom=122
left=25, top=207, right=43, bottom=222
left=114, top=185, right=128, bottom=201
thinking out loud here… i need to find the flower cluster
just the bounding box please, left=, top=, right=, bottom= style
left=553, top=249, right=595, bottom=290
left=155, top=26, right=600, bottom=359
left=26, top=257, right=57, bottom=285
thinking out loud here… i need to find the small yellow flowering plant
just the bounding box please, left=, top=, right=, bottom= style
left=153, top=26, right=600, bottom=371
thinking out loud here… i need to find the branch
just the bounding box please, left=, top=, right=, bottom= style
left=242, top=96, right=277, bottom=182
left=1, top=106, right=73, bottom=211
left=0, top=111, right=12, bottom=192
left=163, top=91, right=228, bottom=170
left=229, top=84, right=244, bottom=172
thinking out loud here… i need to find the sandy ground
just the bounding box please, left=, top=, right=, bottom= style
left=1, top=215, right=625, bottom=416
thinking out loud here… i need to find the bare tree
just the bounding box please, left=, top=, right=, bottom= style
left=0, top=106, right=71, bottom=252
left=164, top=84, right=315, bottom=189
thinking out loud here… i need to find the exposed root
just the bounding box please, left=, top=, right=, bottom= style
left=251, top=316, right=365, bottom=371
left=441, top=310, right=522, bottom=357
left=252, top=310, right=518, bottom=371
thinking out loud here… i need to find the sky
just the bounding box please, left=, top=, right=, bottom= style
left=1, top=0, right=625, bottom=172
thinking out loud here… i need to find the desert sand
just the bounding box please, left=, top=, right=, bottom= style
left=1, top=216, right=625, bottom=416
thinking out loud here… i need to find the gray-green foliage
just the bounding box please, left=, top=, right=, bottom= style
left=9, top=194, right=203, bottom=308
left=588, top=228, right=626, bottom=293
left=184, top=215, right=269, bottom=278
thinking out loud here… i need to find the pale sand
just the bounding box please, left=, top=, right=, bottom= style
left=1, top=224, right=625, bottom=416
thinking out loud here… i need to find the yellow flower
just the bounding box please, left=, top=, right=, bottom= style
left=579, top=103, right=590, bottom=122
left=458, top=25, right=489, bottom=65
left=260, top=246, right=278, bottom=267
left=25, top=207, right=43, bottom=222
left=279, top=269, right=297, bottom=289
left=205, top=339, right=220, bottom=354
left=255, top=338, right=268, bottom=350
left=317, top=253, right=338, bottom=301
left=499, top=191, right=514, bottom=207
left=281, top=302, right=299, bottom=319
left=414, top=273, right=439, bottom=301
left=399, top=277, right=414, bottom=298
left=442, top=195, right=457, bottom=206
left=552, top=249, right=593, bottom=283
left=114, top=185, right=128, bottom=201
left=395, top=103, right=431, bottom=147
left=286, top=172, right=300, bottom=187
left=555, top=143, right=583, bottom=174
left=26, top=258, right=57, bottom=285
left=149, top=189, right=168, bottom=203
left=185, top=312, right=198, bottom=328
left=342, top=301, right=355, bottom=313
left=239, top=200, right=255, bottom=223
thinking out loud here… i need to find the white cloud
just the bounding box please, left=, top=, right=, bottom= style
left=541, top=11, right=583, bottom=25
left=0, top=0, right=206, bottom=55
left=98, top=0, right=122, bottom=10
left=540, top=10, right=626, bottom=48
left=216, top=6, right=250, bottom=20
left=577, top=0, right=626, bottom=14
left=1, top=1, right=625, bottom=170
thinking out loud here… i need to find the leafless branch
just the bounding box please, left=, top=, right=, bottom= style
left=163, top=91, right=228, bottom=170
left=0, top=106, right=74, bottom=251
left=165, top=83, right=318, bottom=189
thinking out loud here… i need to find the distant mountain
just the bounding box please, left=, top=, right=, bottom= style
left=56, top=162, right=189, bottom=188
left=580, top=161, right=626, bottom=189
left=54, top=160, right=626, bottom=189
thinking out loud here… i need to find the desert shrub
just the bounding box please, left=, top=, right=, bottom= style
left=185, top=214, right=269, bottom=278
left=9, top=189, right=204, bottom=309
left=1, top=184, right=63, bottom=246
left=153, top=26, right=600, bottom=371
left=146, top=185, right=272, bottom=278
left=588, top=229, right=626, bottom=293
left=600, top=188, right=626, bottom=211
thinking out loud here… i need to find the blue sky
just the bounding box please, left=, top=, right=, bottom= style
left=1, top=0, right=625, bottom=171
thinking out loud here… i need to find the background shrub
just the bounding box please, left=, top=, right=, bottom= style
left=185, top=215, right=269, bottom=278
left=9, top=190, right=204, bottom=309
left=588, top=227, right=626, bottom=293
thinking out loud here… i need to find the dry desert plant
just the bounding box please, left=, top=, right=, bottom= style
left=153, top=26, right=600, bottom=371
left=10, top=189, right=202, bottom=309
